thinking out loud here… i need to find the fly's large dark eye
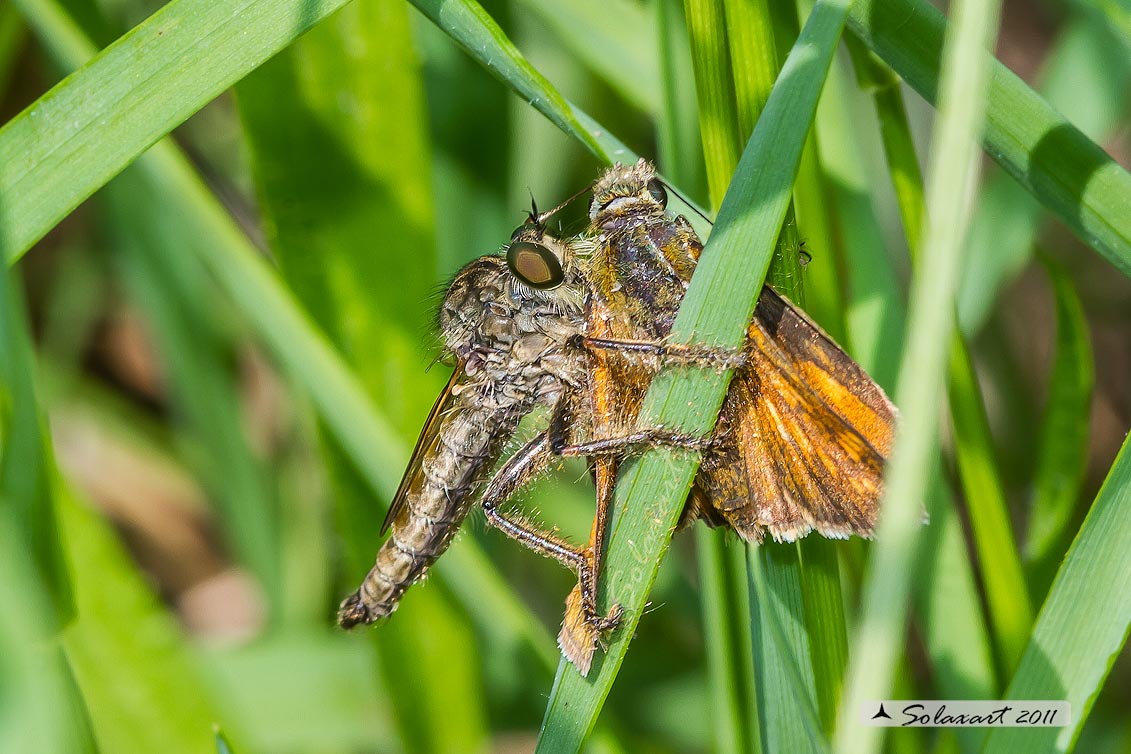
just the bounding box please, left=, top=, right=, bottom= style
left=507, top=242, right=564, bottom=289
left=646, top=178, right=668, bottom=207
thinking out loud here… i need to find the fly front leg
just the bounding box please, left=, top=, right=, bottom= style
left=478, top=432, right=622, bottom=641
left=574, top=334, right=747, bottom=371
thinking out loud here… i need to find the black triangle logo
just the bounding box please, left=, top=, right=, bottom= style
left=872, top=703, right=892, bottom=720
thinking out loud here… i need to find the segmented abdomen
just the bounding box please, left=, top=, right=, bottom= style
left=338, top=403, right=517, bottom=627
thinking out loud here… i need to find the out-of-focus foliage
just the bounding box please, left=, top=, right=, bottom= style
left=1, top=0, right=1129, bottom=752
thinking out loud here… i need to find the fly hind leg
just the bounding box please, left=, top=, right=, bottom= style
left=477, top=432, right=622, bottom=669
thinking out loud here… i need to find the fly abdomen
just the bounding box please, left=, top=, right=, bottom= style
left=338, top=405, right=516, bottom=628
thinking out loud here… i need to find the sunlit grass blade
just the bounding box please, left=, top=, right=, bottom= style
left=955, top=14, right=1131, bottom=332
left=833, top=0, right=1002, bottom=750
left=1, top=0, right=360, bottom=260
left=682, top=0, right=739, bottom=210
left=847, top=0, right=1131, bottom=281
left=983, top=433, right=1131, bottom=754
left=517, top=0, right=660, bottom=114
left=848, top=36, right=1032, bottom=678
left=1024, top=259, right=1094, bottom=596
left=680, top=1, right=758, bottom=752
left=819, top=49, right=997, bottom=752
left=407, top=0, right=632, bottom=164
left=655, top=0, right=707, bottom=203
left=536, top=3, right=851, bottom=751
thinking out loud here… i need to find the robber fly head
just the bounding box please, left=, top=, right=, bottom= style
left=589, top=159, right=668, bottom=227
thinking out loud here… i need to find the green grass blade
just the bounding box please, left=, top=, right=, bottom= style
left=0, top=258, right=71, bottom=623
left=103, top=173, right=283, bottom=609
left=847, top=0, right=1131, bottom=281
left=681, top=1, right=760, bottom=752
left=407, top=0, right=631, bottom=164
left=833, top=0, right=1002, bottom=749
left=58, top=483, right=238, bottom=754
left=945, top=334, right=1033, bottom=674
left=1024, top=260, right=1094, bottom=593
left=748, top=545, right=827, bottom=753
left=536, top=3, right=850, bottom=750
left=848, top=35, right=1033, bottom=678
left=822, top=48, right=997, bottom=752
left=517, top=0, right=660, bottom=114
left=1, top=0, right=359, bottom=261
left=984, top=434, right=1131, bottom=754
left=698, top=532, right=760, bottom=754
left=955, top=14, right=1131, bottom=332
left=682, top=0, right=739, bottom=210
left=234, top=7, right=492, bottom=749
left=655, top=0, right=706, bottom=203
left=0, top=507, right=94, bottom=754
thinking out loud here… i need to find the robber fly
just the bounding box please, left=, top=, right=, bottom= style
left=338, top=222, right=592, bottom=626
left=542, top=160, right=897, bottom=671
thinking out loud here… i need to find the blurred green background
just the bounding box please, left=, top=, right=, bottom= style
left=1, top=0, right=1130, bottom=752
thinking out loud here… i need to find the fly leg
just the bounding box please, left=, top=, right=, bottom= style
left=548, top=386, right=714, bottom=459
left=477, top=432, right=622, bottom=661
left=576, top=335, right=747, bottom=371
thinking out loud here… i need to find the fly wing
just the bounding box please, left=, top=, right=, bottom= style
left=697, top=287, right=896, bottom=542
left=380, top=367, right=464, bottom=535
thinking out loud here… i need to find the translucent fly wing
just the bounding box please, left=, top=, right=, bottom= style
left=380, top=367, right=463, bottom=535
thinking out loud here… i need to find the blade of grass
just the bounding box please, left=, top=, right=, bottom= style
left=847, top=38, right=1033, bottom=678
left=2, top=0, right=362, bottom=260
left=235, top=6, right=491, bottom=750
left=683, top=0, right=739, bottom=210
left=23, top=0, right=562, bottom=672
left=655, top=0, right=707, bottom=206
left=818, top=48, right=997, bottom=753
left=0, top=508, right=93, bottom=754
left=1023, top=259, right=1094, bottom=595
left=984, top=432, right=1131, bottom=754
left=680, top=1, right=758, bottom=753
left=536, top=3, right=851, bottom=751
left=517, top=0, right=660, bottom=115
left=58, top=481, right=241, bottom=754
left=0, top=253, right=71, bottom=624
left=833, top=0, right=1002, bottom=750
left=846, top=0, right=1131, bottom=281
left=955, top=13, right=1131, bottom=333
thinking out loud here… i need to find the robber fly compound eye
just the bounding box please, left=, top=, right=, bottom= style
left=507, top=241, right=565, bottom=290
